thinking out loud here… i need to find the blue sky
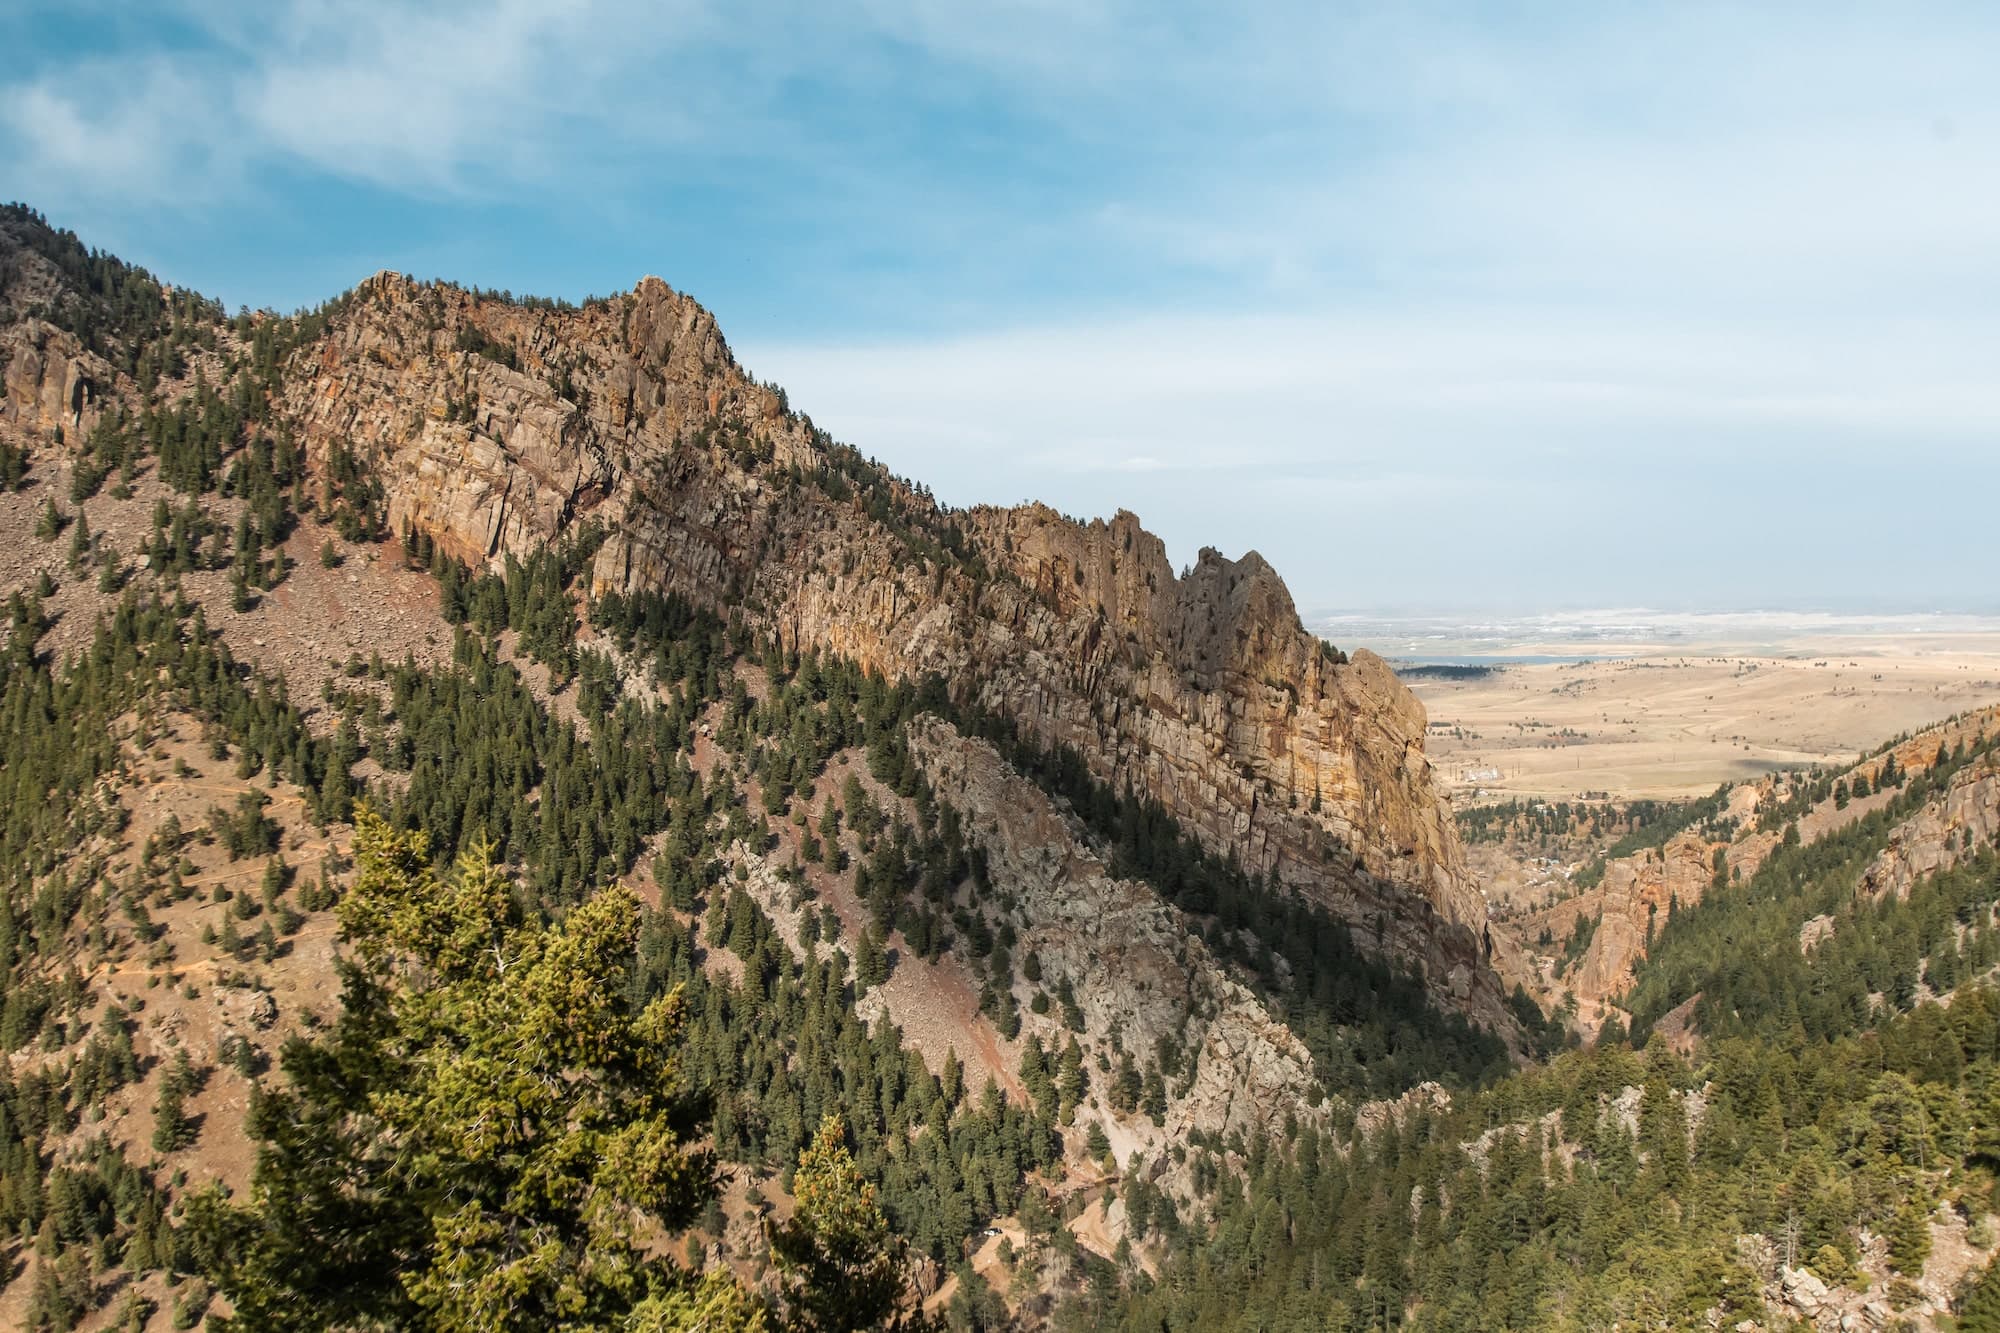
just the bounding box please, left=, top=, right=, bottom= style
left=5, top=2, right=1998, bottom=614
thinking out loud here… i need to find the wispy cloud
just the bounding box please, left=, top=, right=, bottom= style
left=5, top=3, right=1998, bottom=609
left=4, top=1, right=685, bottom=201
left=744, top=297, right=2000, bottom=610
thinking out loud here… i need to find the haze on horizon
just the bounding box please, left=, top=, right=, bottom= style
left=6, top=2, right=1996, bottom=615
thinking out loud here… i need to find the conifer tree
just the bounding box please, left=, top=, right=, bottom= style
left=191, top=805, right=758, bottom=1331
left=768, top=1115, right=925, bottom=1333
left=36, top=496, right=66, bottom=541
left=151, top=1049, right=196, bottom=1153
left=65, top=510, right=90, bottom=568
left=1961, top=1256, right=2000, bottom=1333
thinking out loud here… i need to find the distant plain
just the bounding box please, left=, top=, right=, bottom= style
left=1322, top=611, right=2000, bottom=803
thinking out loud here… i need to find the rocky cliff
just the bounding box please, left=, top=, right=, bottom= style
left=907, top=717, right=1327, bottom=1145
left=0, top=240, right=113, bottom=444
left=1562, top=832, right=1718, bottom=1006
left=1517, top=706, right=2000, bottom=1027
left=277, top=272, right=1497, bottom=1012
left=0, top=317, right=107, bottom=444
left=1858, top=755, right=2000, bottom=902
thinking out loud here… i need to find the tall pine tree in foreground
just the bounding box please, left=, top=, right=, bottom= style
left=192, top=805, right=762, bottom=1331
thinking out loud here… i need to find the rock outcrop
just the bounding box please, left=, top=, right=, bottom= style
left=1858, top=756, right=2000, bottom=902
left=0, top=231, right=116, bottom=444
left=1517, top=706, right=2000, bottom=1026
left=0, top=321, right=109, bottom=443
left=276, top=272, right=1498, bottom=1015
left=907, top=717, right=1327, bottom=1154
left=1565, top=832, right=1719, bottom=1004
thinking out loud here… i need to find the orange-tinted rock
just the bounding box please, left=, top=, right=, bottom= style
left=277, top=272, right=1501, bottom=1017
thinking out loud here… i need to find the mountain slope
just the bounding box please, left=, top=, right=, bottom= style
left=0, top=203, right=1519, bottom=1327
left=273, top=270, right=1496, bottom=1012
left=1502, top=705, right=2000, bottom=1035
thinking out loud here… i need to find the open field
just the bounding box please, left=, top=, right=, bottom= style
left=1325, top=613, right=2000, bottom=804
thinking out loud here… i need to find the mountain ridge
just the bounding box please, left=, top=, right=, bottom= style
left=257, top=254, right=1499, bottom=1019
left=0, top=200, right=1520, bottom=1318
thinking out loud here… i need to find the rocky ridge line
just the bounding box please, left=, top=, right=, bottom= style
left=274, top=271, right=1499, bottom=1016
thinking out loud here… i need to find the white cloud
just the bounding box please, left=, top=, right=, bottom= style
left=1, top=0, right=720, bottom=202
left=1, top=58, right=225, bottom=204
left=7, top=2, right=1998, bottom=607
left=742, top=297, right=2000, bottom=608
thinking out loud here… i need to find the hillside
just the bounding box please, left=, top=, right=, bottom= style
left=2, top=204, right=1999, bottom=1331
left=1492, top=706, right=2000, bottom=1039
left=278, top=267, right=1492, bottom=995
left=0, top=205, right=1527, bottom=1325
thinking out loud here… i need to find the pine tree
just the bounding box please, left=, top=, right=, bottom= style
left=1110, top=1050, right=1142, bottom=1114
left=0, top=440, right=26, bottom=491
left=1085, top=1121, right=1112, bottom=1163
left=940, top=1049, right=964, bottom=1109
left=65, top=510, right=90, bottom=568
left=1886, top=1197, right=1933, bottom=1276
left=1057, top=1037, right=1086, bottom=1118
left=189, top=806, right=759, bottom=1331
left=152, top=1050, right=196, bottom=1152
left=1960, top=1255, right=2000, bottom=1333
left=36, top=496, right=66, bottom=541
left=768, top=1114, right=923, bottom=1332
left=855, top=927, right=888, bottom=994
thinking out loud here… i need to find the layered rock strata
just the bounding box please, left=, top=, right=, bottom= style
left=278, top=274, right=1498, bottom=1013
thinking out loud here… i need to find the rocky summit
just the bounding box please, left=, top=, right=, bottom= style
left=273, top=267, right=1496, bottom=1009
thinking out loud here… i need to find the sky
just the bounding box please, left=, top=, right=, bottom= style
left=4, top=2, right=1997, bottom=615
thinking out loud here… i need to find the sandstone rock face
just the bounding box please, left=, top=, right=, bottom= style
left=1523, top=828, right=1729, bottom=1025
left=958, top=507, right=1484, bottom=941
left=276, top=274, right=1498, bottom=1016
left=1858, top=756, right=2000, bottom=902
left=0, top=228, right=116, bottom=447
left=0, top=320, right=109, bottom=443
left=1568, top=832, right=1718, bottom=1002
left=906, top=717, right=1326, bottom=1155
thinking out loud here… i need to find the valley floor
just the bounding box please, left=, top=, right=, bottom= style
left=1402, top=630, right=2000, bottom=804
